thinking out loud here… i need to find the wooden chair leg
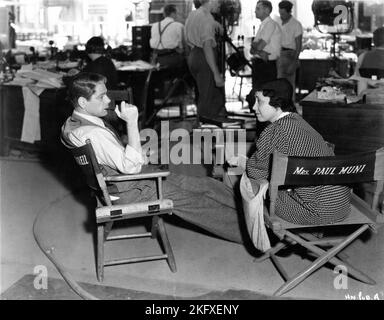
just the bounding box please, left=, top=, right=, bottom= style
left=274, top=225, right=372, bottom=296
left=270, top=254, right=289, bottom=281
left=104, top=221, right=114, bottom=240
left=300, top=232, right=349, bottom=261
left=157, top=217, right=177, bottom=273
left=253, top=241, right=288, bottom=262
left=97, top=224, right=105, bottom=282
left=151, top=216, right=159, bottom=239
left=291, top=227, right=375, bottom=284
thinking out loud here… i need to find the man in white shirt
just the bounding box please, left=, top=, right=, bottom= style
left=61, top=72, right=244, bottom=244
left=150, top=4, right=185, bottom=69
left=277, top=0, right=303, bottom=99
left=250, top=0, right=281, bottom=90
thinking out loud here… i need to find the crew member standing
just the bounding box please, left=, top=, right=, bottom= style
left=150, top=4, right=185, bottom=69
left=250, top=0, right=281, bottom=90
left=277, top=0, right=302, bottom=99
left=185, top=0, right=226, bottom=120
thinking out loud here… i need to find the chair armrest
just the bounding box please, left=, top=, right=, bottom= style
left=105, top=171, right=170, bottom=182
left=96, top=199, right=173, bottom=223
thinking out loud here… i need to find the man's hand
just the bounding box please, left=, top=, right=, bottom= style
left=258, top=51, right=270, bottom=62
left=214, top=73, right=225, bottom=87
left=250, top=41, right=259, bottom=55
left=115, top=101, right=138, bottom=125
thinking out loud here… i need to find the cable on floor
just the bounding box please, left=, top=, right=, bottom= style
left=32, top=188, right=100, bottom=300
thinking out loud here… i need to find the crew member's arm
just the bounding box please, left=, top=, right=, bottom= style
left=354, top=51, right=366, bottom=77
left=203, top=39, right=224, bottom=87
left=251, top=21, right=276, bottom=61
left=294, top=34, right=302, bottom=61
left=149, top=24, right=157, bottom=49
left=250, top=40, right=270, bottom=61
left=177, top=25, right=186, bottom=54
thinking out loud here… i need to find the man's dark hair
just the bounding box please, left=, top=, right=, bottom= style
left=67, top=72, right=106, bottom=108
left=257, top=0, right=273, bottom=13
left=193, top=0, right=201, bottom=9
left=85, top=36, right=105, bottom=54
left=373, top=27, right=384, bottom=47
left=164, top=4, right=177, bottom=17
left=278, top=0, right=293, bottom=13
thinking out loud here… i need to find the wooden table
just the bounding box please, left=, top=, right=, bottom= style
left=297, top=58, right=350, bottom=93
left=300, top=91, right=384, bottom=155
left=0, top=84, right=71, bottom=156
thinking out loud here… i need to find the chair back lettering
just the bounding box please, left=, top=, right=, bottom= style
left=269, top=148, right=384, bottom=216
left=71, top=140, right=112, bottom=205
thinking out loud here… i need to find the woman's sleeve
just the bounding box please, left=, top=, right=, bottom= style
left=246, top=124, right=288, bottom=180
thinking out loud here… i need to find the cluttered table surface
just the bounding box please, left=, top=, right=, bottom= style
left=300, top=77, right=384, bottom=155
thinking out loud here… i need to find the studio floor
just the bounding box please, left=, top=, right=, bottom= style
left=1, top=74, right=383, bottom=300
left=1, top=145, right=384, bottom=300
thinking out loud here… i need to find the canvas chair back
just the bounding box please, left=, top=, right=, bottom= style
left=269, top=148, right=384, bottom=217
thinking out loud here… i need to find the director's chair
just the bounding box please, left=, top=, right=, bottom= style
left=254, top=148, right=384, bottom=296
left=71, top=139, right=176, bottom=281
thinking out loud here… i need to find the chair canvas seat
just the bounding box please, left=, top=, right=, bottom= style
left=267, top=198, right=376, bottom=232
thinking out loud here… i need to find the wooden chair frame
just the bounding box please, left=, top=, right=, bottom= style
left=71, top=139, right=176, bottom=282
left=258, top=148, right=384, bottom=296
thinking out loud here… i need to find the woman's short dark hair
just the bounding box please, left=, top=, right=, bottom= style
left=85, top=36, right=106, bottom=54
left=278, top=0, right=293, bottom=13
left=193, top=0, right=201, bottom=9
left=246, top=78, right=297, bottom=113
left=67, top=72, right=106, bottom=108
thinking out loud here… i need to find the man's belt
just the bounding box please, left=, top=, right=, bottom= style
left=281, top=47, right=295, bottom=51
left=154, top=49, right=177, bottom=56
left=252, top=57, right=277, bottom=62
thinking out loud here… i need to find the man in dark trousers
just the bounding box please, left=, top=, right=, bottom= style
left=150, top=4, right=185, bottom=69
left=61, top=72, right=244, bottom=244
left=250, top=0, right=281, bottom=89
left=185, top=0, right=227, bottom=121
